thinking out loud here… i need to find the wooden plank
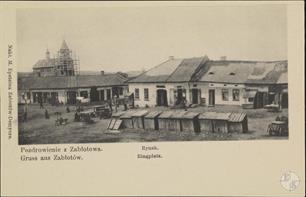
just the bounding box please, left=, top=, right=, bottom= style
left=110, top=119, right=117, bottom=129
left=113, top=119, right=123, bottom=130
left=107, top=118, right=114, bottom=129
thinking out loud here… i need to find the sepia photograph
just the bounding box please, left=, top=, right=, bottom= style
left=17, top=5, right=288, bottom=145
left=1, top=2, right=304, bottom=197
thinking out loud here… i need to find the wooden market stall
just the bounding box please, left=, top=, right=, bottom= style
left=144, top=111, right=162, bottom=131
left=131, top=110, right=149, bottom=129
left=157, top=111, right=175, bottom=131
left=107, top=111, right=126, bottom=130
left=198, top=112, right=231, bottom=133
left=228, top=112, right=248, bottom=133
left=168, top=111, right=187, bottom=132
left=180, top=112, right=200, bottom=133
left=119, top=110, right=137, bottom=129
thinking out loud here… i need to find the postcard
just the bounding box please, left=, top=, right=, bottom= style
left=0, top=1, right=304, bottom=196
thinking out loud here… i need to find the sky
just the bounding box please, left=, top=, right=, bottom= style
left=17, top=4, right=287, bottom=73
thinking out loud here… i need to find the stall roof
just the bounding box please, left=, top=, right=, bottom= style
left=182, top=112, right=200, bottom=119
left=120, top=111, right=137, bottom=118
left=198, top=112, right=231, bottom=120
left=112, top=111, right=126, bottom=118
left=132, top=110, right=149, bottom=117
left=170, top=111, right=187, bottom=119
left=228, top=113, right=247, bottom=122
left=145, top=111, right=162, bottom=118
left=158, top=111, right=175, bottom=119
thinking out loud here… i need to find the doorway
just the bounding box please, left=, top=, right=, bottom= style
left=208, top=89, right=215, bottom=106
left=281, top=93, right=288, bottom=108
left=253, top=92, right=268, bottom=109
left=192, top=89, right=199, bottom=104
left=90, top=87, right=99, bottom=102
left=67, top=91, right=77, bottom=104
left=157, top=89, right=168, bottom=106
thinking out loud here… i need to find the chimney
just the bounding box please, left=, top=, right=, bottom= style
left=100, top=71, right=104, bottom=75
left=169, top=56, right=174, bottom=60
left=220, top=56, right=227, bottom=61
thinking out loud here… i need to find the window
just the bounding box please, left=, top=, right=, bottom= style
left=222, top=89, right=229, bottom=101
left=232, top=89, right=240, bottom=101
left=135, top=88, right=139, bottom=99
left=208, top=72, right=214, bottom=75
left=144, top=88, right=149, bottom=101
left=80, top=91, right=88, bottom=98
left=229, top=72, right=235, bottom=75
left=248, top=97, right=254, bottom=102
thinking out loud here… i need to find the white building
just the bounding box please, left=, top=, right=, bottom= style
left=128, top=56, right=209, bottom=107
left=128, top=56, right=288, bottom=109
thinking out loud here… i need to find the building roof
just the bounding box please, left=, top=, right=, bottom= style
left=129, top=56, right=287, bottom=85
left=277, top=72, right=288, bottom=84
left=167, top=56, right=209, bottom=82
left=245, top=61, right=287, bottom=84
left=33, top=58, right=56, bottom=69
left=18, top=74, right=128, bottom=90
left=128, top=56, right=208, bottom=83
left=199, top=60, right=288, bottom=84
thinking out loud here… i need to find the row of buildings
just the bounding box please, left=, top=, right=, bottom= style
left=18, top=41, right=288, bottom=109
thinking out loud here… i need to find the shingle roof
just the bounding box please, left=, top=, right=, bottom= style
left=18, top=74, right=128, bottom=90
left=128, top=59, right=183, bottom=83
left=199, top=60, right=287, bottom=84
left=167, top=56, right=209, bottom=82
left=33, top=58, right=56, bottom=69
left=128, top=56, right=208, bottom=83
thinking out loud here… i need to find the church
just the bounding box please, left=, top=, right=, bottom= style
left=32, top=40, right=77, bottom=77
left=18, top=41, right=128, bottom=105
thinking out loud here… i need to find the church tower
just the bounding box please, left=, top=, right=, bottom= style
left=55, top=40, right=75, bottom=76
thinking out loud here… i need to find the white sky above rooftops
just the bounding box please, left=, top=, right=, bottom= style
left=17, top=4, right=287, bottom=73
